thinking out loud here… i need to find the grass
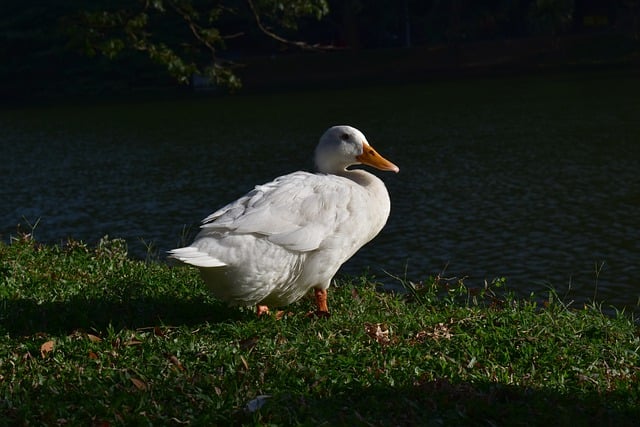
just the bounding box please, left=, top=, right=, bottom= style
left=1, top=236, right=639, bottom=426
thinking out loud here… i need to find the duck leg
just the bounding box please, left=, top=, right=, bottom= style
left=314, top=288, right=330, bottom=317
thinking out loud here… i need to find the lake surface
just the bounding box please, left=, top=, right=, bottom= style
left=1, top=70, right=639, bottom=313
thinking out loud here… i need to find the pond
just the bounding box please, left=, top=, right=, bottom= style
left=1, top=70, right=639, bottom=313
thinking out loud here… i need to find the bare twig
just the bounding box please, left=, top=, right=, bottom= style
left=246, top=0, right=337, bottom=51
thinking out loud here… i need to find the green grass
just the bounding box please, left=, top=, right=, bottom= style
left=1, top=236, right=639, bottom=426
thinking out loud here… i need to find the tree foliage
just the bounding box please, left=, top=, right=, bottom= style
left=69, top=0, right=329, bottom=89
left=2, top=0, right=636, bottom=99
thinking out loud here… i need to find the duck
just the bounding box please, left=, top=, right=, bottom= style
left=168, top=125, right=399, bottom=316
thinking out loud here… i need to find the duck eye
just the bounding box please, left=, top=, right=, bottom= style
left=340, top=133, right=350, bottom=141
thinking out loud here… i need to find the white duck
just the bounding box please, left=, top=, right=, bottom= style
left=168, top=125, right=399, bottom=315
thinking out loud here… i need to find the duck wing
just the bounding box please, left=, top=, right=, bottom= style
left=199, top=171, right=358, bottom=252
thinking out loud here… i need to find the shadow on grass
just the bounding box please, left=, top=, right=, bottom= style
left=0, top=296, right=244, bottom=336
left=255, top=379, right=640, bottom=426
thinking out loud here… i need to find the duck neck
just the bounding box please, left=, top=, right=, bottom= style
left=337, top=168, right=380, bottom=188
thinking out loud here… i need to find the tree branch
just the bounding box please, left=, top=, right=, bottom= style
left=246, top=0, right=337, bottom=50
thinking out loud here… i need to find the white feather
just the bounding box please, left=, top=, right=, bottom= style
left=166, top=246, right=227, bottom=267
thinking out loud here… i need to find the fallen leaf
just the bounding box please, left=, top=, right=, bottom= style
left=40, top=340, right=55, bottom=358
left=240, top=355, right=249, bottom=371
left=414, top=322, right=453, bottom=342
left=88, top=351, right=99, bottom=360
left=87, top=334, right=102, bottom=343
left=130, top=377, right=147, bottom=391
left=168, top=354, right=184, bottom=371
left=430, top=323, right=453, bottom=340
left=153, top=326, right=164, bottom=337
left=364, top=323, right=391, bottom=345
left=124, top=339, right=143, bottom=346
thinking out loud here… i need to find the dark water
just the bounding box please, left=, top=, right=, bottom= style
left=2, top=71, right=639, bottom=312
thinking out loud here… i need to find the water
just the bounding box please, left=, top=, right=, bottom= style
left=1, top=70, right=639, bottom=313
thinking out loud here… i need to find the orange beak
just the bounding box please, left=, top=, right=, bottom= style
left=356, top=143, right=400, bottom=173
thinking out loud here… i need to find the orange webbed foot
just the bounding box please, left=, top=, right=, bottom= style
left=306, top=288, right=330, bottom=318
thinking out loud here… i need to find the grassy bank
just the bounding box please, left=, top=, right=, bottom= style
left=1, top=236, right=639, bottom=425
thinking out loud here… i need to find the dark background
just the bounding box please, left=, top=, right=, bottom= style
left=1, top=0, right=638, bottom=102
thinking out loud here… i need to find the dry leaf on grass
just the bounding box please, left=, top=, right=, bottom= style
left=40, top=340, right=55, bottom=358
left=87, top=334, right=102, bottom=343
left=240, top=355, right=250, bottom=371
left=130, top=377, right=147, bottom=391
left=415, top=322, right=453, bottom=342
left=364, top=323, right=392, bottom=345
left=168, top=354, right=185, bottom=371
